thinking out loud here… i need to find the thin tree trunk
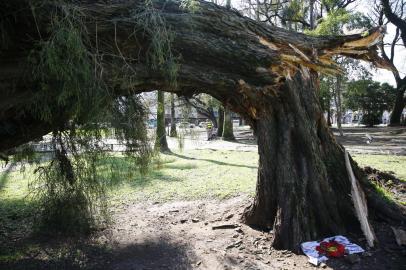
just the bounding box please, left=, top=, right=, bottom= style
left=255, top=0, right=260, bottom=21
left=170, top=93, right=177, bottom=137
left=155, top=91, right=170, bottom=152
left=327, top=105, right=332, bottom=127
left=222, top=107, right=235, bottom=141
left=334, top=75, right=344, bottom=136
left=217, top=107, right=224, bottom=137
left=309, top=0, right=315, bottom=30
left=209, top=108, right=218, bottom=128
left=226, top=0, right=231, bottom=9
left=389, top=79, right=406, bottom=126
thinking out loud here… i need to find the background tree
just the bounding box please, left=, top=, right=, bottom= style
left=222, top=107, right=235, bottom=140
left=308, top=5, right=372, bottom=135
left=319, top=77, right=333, bottom=126
left=181, top=94, right=218, bottom=128
left=155, top=91, right=170, bottom=152
left=217, top=106, right=224, bottom=136
left=170, top=93, right=177, bottom=137
left=345, top=80, right=397, bottom=126
left=376, top=0, right=406, bottom=125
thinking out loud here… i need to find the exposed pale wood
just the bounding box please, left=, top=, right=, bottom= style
left=345, top=150, right=376, bottom=248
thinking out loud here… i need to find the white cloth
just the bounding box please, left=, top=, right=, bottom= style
left=301, top=235, right=364, bottom=265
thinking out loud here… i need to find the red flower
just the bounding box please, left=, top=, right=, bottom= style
left=316, top=240, right=345, bottom=258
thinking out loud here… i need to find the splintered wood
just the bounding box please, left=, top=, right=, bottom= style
left=345, top=150, right=377, bottom=248
left=257, top=26, right=390, bottom=80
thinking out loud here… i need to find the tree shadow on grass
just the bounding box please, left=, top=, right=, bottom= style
left=163, top=163, right=198, bottom=170
left=169, top=152, right=257, bottom=169
left=0, top=236, right=196, bottom=270
left=0, top=161, right=16, bottom=191
left=0, top=198, right=37, bottom=265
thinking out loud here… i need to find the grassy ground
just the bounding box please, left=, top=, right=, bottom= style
left=0, top=149, right=258, bottom=230
left=0, top=149, right=405, bottom=265
left=1, top=150, right=405, bottom=208
left=1, top=150, right=404, bottom=233
left=0, top=149, right=258, bottom=262
left=107, top=149, right=258, bottom=204
left=353, top=154, right=406, bottom=181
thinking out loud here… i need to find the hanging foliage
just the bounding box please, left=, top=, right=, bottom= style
left=24, top=3, right=156, bottom=234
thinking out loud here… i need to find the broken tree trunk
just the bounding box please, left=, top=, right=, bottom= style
left=242, top=72, right=362, bottom=250
left=1, top=0, right=404, bottom=252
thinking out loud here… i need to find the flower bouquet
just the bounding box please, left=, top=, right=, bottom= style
left=315, top=240, right=346, bottom=258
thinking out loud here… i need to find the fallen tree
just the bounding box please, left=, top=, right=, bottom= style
left=0, top=0, right=404, bottom=251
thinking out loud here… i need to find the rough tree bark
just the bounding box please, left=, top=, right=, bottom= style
left=1, top=0, right=404, bottom=251
left=243, top=72, right=360, bottom=250
left=155, top=91, right=170, bottom=152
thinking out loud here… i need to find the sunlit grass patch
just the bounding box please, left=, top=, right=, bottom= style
left=352, top=154, right=406, bottom=181
left=108, top=149, right=258, bottom=203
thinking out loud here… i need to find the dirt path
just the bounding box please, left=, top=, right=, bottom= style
left=166, top=126, right=406, bottom=155
left=333, top=127, right=406, bottom=155
left=88, top=196, right=405, bottom=270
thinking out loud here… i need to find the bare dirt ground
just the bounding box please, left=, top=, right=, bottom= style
left=93, top=196, right=405, bottom=270
left=333, top=127, right=406, bottom=155
left=3, top=196, right=404, bottom=270
left=167, top=126, right=406, bottom=155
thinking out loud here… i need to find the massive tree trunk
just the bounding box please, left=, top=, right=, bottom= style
left=1, top=0, right=404, bottom=251
left=243, top=72, right=359, bottom=250
left=155, top=91, right=170, bottom=152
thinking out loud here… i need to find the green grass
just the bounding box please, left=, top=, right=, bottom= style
left=1, top=150, right=405, bottom=263
left=107, top=149, right=258, bottom=203
left=1, top=151, right=405, bottom=207
left=0, top=163, right=37, bottom=232
left=0, top=149, right=257, bottom=262
left=0, top=149, right=258, bottom=212
left=2, top=151, right=404, bottom=206
left=352, top=154, right=406, bottom=181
